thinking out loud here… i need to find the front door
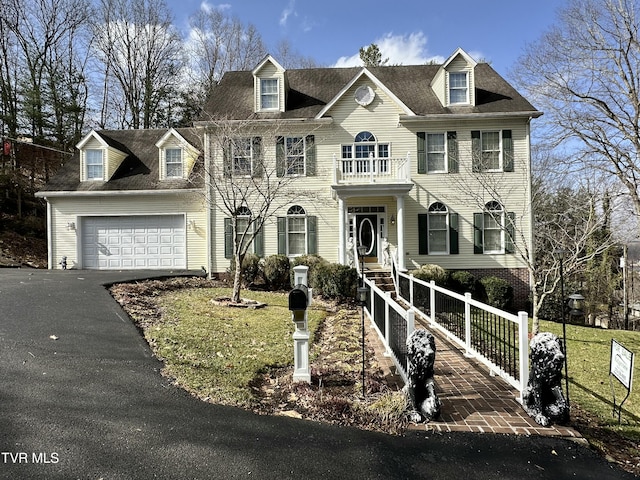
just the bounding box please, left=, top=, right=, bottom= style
left=356, top=214, right=378, bottom=261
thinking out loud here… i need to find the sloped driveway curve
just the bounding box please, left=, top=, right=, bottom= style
left=0, top=269, right=633, bottom=480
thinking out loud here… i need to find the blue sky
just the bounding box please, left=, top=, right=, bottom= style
left=170, top=0, right=567, bottom=76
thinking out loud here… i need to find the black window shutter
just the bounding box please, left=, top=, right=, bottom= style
left=502, top=130, right=514, bottom=172
left=449, top=212, right=459, bottom=254
left=417, top=132, right=426, bottom=174
left=418, top=213, right=428, bottom=254
left=305, top=135, right=316, bottom=176
left=471, top=131, right=481, bottom=172
left=254, top=224, right=264, bottom=257
left=277, top=217, right=287, bottom=254
left=223, top=140, right=232, bottom=177
left=447, top=131, right=458, bottom=173
left=224, top=218, right=233, bottom=258
left=473, top=212, right=484, bottom=254
left=276, top=136, right=285, bottom=177
left=307, top=215, right=317, bottom=254
left=505, top=212, right=516, bottom=253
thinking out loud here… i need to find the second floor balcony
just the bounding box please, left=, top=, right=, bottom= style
left=332, top=152, right=412, bottom=185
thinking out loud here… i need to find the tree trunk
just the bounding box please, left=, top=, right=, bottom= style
left=231, top=254, right=243, bottom=303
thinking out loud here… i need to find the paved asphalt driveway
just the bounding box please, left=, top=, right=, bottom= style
left=0, top=269, right=635, bottom=480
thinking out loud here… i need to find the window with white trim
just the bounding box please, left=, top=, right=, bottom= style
left=165, top=148, right=183, bottom=178
left=341, top=131, right=390, bottom=174
left=287, top=205, right=306, bottom=256
left=286, top=137, right=305, bottom=175
left=481, top=131, right=501, bottom=171
left=426, top=133, right=446, bottom=172
left=235, top=206, right=252, bottom=252
left=449, top=72, right=468, bottom=104
left=85, top=149, right=104, bottom=180
left=231, top=138, right=253, bottom=175
left=260, top=78, right=278, bottom=110
left=483, top=201, right=504, bottom=253
left=428, top=202, right=449, bottom=254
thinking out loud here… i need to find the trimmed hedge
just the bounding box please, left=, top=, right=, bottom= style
left=479, top=276, right=513, bottom=310
left=263, top=254, right=291, bottom=290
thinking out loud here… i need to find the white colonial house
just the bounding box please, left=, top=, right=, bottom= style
left=37, top=48, right=540, bottom=304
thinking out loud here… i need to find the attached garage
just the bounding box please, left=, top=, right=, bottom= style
left=81, top=215, right=186, bottom=269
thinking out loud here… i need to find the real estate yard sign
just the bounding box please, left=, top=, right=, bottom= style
left=610, top=339, right=634, bottom=423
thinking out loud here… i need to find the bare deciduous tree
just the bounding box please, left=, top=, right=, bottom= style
left=186, top=7, right=267, bottom=110
left=200, top=119, right=325, bottom=303
left=512, top=0, right=640, bottom=236
left=93, top=0, right=184, bottom=129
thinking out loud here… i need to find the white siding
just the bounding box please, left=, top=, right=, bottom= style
left=47, top=193, right=207, bottom=270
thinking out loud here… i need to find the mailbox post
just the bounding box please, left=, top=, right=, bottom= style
left=289, top=266, right=312, bottom=383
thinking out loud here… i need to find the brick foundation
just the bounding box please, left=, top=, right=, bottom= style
left=461, top=268, right=530, bottom=313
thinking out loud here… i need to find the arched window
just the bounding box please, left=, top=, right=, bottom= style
left=287, top=205, right=306, bottom=256
left=341, top=131, right=390, bottom=175
left=428, top=202, right=448, bottom=254
left=483, top=201, right=504, bottom=253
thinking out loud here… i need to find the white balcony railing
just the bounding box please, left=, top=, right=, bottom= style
left=332, top=152, right=411, bottom=184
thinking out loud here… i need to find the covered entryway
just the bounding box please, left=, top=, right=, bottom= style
left=81, top=215, right=186, bottom=269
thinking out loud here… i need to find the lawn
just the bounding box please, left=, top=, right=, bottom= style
left=148, top=287, right=326, bottom=407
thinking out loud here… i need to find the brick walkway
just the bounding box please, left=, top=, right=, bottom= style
left=367, top=318, right=581, bottom=438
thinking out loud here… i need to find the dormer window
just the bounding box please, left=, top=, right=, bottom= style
left=260, top=78, right=279, bottom=110
left=165, top=148, right=183, bottom=178
left=85, top=149, right=104, bottom=180
left=449, top=72, right=468, bottom=104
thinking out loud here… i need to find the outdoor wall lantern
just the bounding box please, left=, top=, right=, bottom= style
left=390, top=214, right=396, bottom=225
left=67, top=221, right=76, bottom=231
left=188, top=219, right=196, bottom=230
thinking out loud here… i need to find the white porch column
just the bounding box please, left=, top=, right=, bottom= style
left=396, top=195, right=406, bottom=270
left=338, top=197, right=345, bottom=264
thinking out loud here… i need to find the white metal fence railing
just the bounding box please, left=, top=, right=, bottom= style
left=391, top=267, right=529, bottom=401
left=362, top=275, right=414, bottom=385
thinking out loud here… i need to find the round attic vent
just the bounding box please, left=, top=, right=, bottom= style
left=354, top=85, right=375, bottom=106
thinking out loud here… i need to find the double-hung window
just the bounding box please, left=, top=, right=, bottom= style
left=260, top=78, right=278, bottom=110
left=418, top=203, right=458, bottom=255
left=277, top=206, right=317, bottom=256
left=471, top=130, right=514, bottom=172
left=286, top=205, right=307, bottom=256
left=481, top=131, right=501, bottom=171
left=417, top=131, right=458, bottom=174
left=85, top=149, right=103, bottom=180
left=427, top=202, right=448, bottom=254
left=165, top=148, right=183, bottom=178
left=483, top=202, right=504, bottom=253
left=474, top=201, right=515, bottom=254
left=286, top=137, right=305, bottom=175
left=426, top=133, right=446, bottom=172
left=231, top=138, right=253, bottom=176
left=224, top=206, right=264, bottom=258
left=449, top=72, right=468, bottom=104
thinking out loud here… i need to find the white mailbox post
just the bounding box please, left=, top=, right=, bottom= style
left=289, top=265, right=312, bottom=383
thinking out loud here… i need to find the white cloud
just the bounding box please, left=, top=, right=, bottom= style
left=200, top=2, right=231, bottom=14
left=280, top=0, right=296, bottom=27
left=333, top=31, right=445, bottom=67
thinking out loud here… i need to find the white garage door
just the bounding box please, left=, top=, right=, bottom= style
left=81, top=215, right=186, bottom=269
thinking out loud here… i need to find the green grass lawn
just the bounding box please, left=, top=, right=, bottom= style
left=148, top=287, right=326, bottom=408
left=536, top=319, right=640, bottom=440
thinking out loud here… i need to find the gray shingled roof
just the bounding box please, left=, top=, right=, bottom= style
left=39, top=128, right=204, bottom=193
left=200, top=62, right=539, bottom=120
